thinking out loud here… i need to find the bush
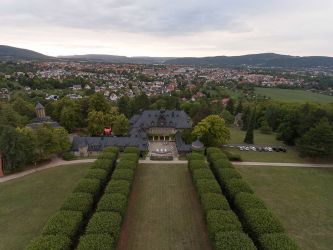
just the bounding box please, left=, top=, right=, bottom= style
left=192, top=168, right=215, bottom=180
left=258, top=233, right=299, bottom=250
left=103, top=146, right=119, bottom=155
left=91, top=159, right=114, bottom=173
left=188, top=160, right=209, bottom=172
left=216, top=168, right=242, bottom=184
left=195, top=179, right=222, bottom=197
left=224, top=179, right=253, bottom=199
left=206, top=210, right=242, bottom=239
left=211, top=159, right=233, bottom=171
left=62, top=152, right=76, bottom=161
left=187, top=153, right=206, bottom=161
left=97, top=193, right=128, bottom=216
left=73, top=179, right=101, bottom=198
left=192, top=148, right=205, bottom=155
left=201, top=193, right=230, bottom=212
left=206, top=147, right=222, bottom=156
left=117, top=160, right=137, bottom=170
left=77, top=234, right=115, bottom=250
left=120, top=153, right=139, bottom=163
left=105, top=180, right=131, bottom=197
left=85, top=212, right=122, bottom=240
left=27, top=235, right=72, bottom=250
left=242, top=209, right=285, bottom=240
left=222, top=150, right=242, bottom=161
left=207, top=152, right=227, bottom=163
left=215, top=232, right=256, bottom=250
left=42, top=211, right=83, bottom=239
left=234, top=192, right=267, bottom=213
left=85, top=169, right=108, bottom=184
left=124, top=147, right=139, bottom=155
left=98, top=152, right=116, bottom=161
left=112, top=169, right=134, bottom=182
left=61, top=192, right=94, bottom=217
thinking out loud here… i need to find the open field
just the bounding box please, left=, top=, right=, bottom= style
left=227, top=127, right=307, bottom=163
left=0, top=164, right=91, bottom=250
left=255, top=87, right=333, bottom=103
left=236, top=166, right=333, bottom=250
left=117, top=164, right=212, bottom=250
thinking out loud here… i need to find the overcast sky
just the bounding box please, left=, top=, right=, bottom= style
left=0, top=0, right=332, bottom=57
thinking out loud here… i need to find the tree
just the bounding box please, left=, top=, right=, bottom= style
left=221, top=109, right=234, bottom=125
left=118, top=96, right=133, bottom=118
left=241, top=106, right=251, bottom=131
left=297, top=118, right=333, bottom=158
left=226, top=99, right=234, bottom=114
left=235, top=100, right=243, bottom=114
left=87, top=111, right=106, bottom=136
left=88, top=93, right=110, bottom=113
left=112, top=114, right=129, bottom=136
left=60, top=106, right=81, bottom=132
left=244, top=108, right=256, bottom=144
left=192, top=115, right=230, bottom=147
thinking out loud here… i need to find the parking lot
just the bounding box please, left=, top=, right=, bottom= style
left=224, top=144, right=288, bottom=153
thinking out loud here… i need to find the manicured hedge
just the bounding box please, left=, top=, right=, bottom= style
left=195, top=179, right=222, bottom=197
left=242, top=209, right=284, bottom=241
left=103, top=146, right=119, bottom=155
left=105, top=180, right=131, bottom=197
left=234, top=192, right=267, bottom=213
left=206, top=210, right=242, bottom=239
left=60, top=192, right=94, bottom=217
left=258, top=233, right=299, bottom=250
left=124, top=147, right=140, bottom=155
left=85, top=169, right=108, bottom=184
left=112, top=169, right=134, bottom=182
left=98, top=152, right=117, bottom=160
left=216, top=168, right=242, bottom=184
left=211, top=158, right=233, bottom=170
left=215, top=232, right=256, bottom=250
left=91, top=159, right=114, bottom=173
left=207, top=152, right=227, bottom=163
left=224, top=178, right=253, bottom=198
left=121, top=153, right=139, bottom=163
left=206, top=147, right=222, bottom=156
left=200, top=193, right=230, bottom=212
left=222, top=150, right=242, bottom=161
left=41, top=211, right=83, bottom=239
left=116, top=160, right=137, bottom=170
left=187, top=153, right=206, bottom=161
left=85, top=212, right=122, bottom=240
left=73, top=179, right=101, bottom=198
left=77, top=234, right=115, bottom=250
left=192, top=168, right=215, bottom=180
left=188, top=160, right=209, bottom=172
left=27, top=235, right=72, bottom=250
left=97, top=193, right=127, bottom=216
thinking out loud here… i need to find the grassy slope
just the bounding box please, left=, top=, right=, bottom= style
left=0, top=164, right=91, bottom=250
left=227, top=127, right=306, bottom=163
left=117, top=164, right=212, bottom=250
left=236, top=166, right=333, bottom=250
left=255, top=87, right=333, bottom=103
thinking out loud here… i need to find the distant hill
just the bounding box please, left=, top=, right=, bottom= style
left=0, top=45, right=51, bottom=60
left=60, top=54, right=175, bottom=64
left=164, top=53, right=333, bottom=68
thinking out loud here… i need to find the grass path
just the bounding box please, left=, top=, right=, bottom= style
left=0, top=164, right=91, bottom=250
left=117, top=164, right=212, bottom=250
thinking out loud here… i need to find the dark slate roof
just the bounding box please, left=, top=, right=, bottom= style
left=26, top=121, right=62, bottom=129
left=192, top=138, right=204, bottom=149
left=130, top=110, right=192, bottom=129
left=35, top=102, right=44, bottom=109
left=175, top=131, right=191, bottom=152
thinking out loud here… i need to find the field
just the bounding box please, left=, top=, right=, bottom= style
left=236, top=166, right=333, bottom=250
left=0, top=164, right=91, bottom=250
left=255, top=87, right=333, bottom=103
left=227, top=127, right=306, bottom=163
left=117, top=164, right=212, bottom=250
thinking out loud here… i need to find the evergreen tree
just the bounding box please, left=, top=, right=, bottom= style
left=235, top=100, right=243, bottom=115
left=226, top=99, right=234, bottom=114
left=244, top=108, right=256, bottom=144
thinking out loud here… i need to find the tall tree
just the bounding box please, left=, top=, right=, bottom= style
left=88, top=93, right=110, bottom=113
left=244, top=108, right=256, bottom=144
left=226, top=99, right=234, bottom=114
left=112, top=114, right=129, bottom=136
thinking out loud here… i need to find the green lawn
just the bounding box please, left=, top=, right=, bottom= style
left=255, top=87, right=333, bottom=103
left=0, top=164, right=91, bottom=250
left=117, top=164, right=212, bottom=250
left=236, top=166, right=333, bottom=250
left=227, top=127, right=306, bottom=163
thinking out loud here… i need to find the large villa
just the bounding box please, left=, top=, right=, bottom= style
left=72, top=109, right=202, bottom=159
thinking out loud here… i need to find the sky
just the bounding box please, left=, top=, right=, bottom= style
left=0, top=0, right=332, bottom=57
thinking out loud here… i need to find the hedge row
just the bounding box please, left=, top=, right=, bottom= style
left=188, top=155, right=255, bottom=250
left=77, top=150, right=139, bottom=250
left=206, top=147, right=299, bottom=250
left=27, top=149, right=118, bottom=250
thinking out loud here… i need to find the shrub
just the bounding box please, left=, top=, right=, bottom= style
left=77, top=234, right=115, bottom=250
left=73, top=179, right=101, bottom=198
left=91, top=159, right=114, bottom=173
left=112, top=169, right=134, bottom=182
left=98, top=152, right=116, bottom=161
left=105, top=180, right=131, bottom=197
left=215, top=232, right=256, bottom=250
left=187, top=153, right=206, bottom=161
left=62, top=152, right=76, bottom=161
left=188, top=160, right=209, bottom=172
left=192, top=168, right=215, bottom=180
left=234, top=192, right=267, bottom=213
left=117, top=160, right=137, bottom=170
left=195, top=179, right=222, bottom=197
left=85, top=169, right=108, bottom=184
left=85, top=212, right=122, bottom=240
left=124, top=147, right=139, bottom=155
left=120, top=153, right=139, bottom=163
left=211, top=159, right=233, bottom=171
left=61, top=192, right=94, bottom=217
left=42, top=211, right=83, bottom=239
left=103, top=146, right=119, bottom=155
left=201, top=193, right=230, bottom=212
left=242, top=209, right=284, bottom=240
left=27, top=235, right=72, bottom=250
left=216, top=168, right=242, bottom=184
left=222, top=150, right=242, bottom=161
left=206, top=147, right=222, bottom=156
left=206, top=210, right=242, bottom=239
left=97, top=193, right=128, bottom=216
left=192, top=148, right=205, bottom=155
left=207, top=152, right=227, bottom=163
left=258, top=233, right=299, bottom=250
left=224, top=179, right=253, bottom=198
